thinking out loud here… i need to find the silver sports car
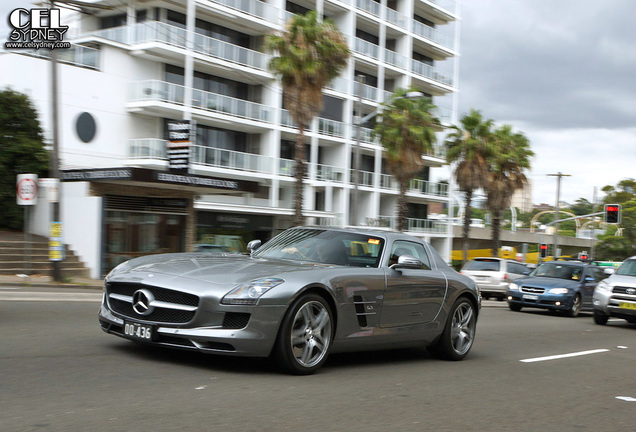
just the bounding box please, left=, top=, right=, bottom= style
left=98, top=227, right=480, bottom=374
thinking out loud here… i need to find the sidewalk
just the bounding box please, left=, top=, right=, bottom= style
left=0, top=273, right=103, bottom=290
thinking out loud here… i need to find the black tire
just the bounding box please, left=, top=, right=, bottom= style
left=566, top=294, right=581, bottom=318
left=430, top=297, right=477, bottom=361
left=509, top=303, right=522, bottom=312
left=593, top=310, right=609, bottom=325
left=272, top=294, right=334, bottom=375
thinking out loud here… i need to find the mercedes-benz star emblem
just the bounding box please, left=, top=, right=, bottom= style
left=132, top=289, right=155, bottom=316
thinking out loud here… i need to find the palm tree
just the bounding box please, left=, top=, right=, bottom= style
left=265, top=11, right=350, bottom=226
left=374, top=88, right=441, bottom=232
left=445, top=109, right=494, bottom=264
left=485, top=124, right=534, bottom=257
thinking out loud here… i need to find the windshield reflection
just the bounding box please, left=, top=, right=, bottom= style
left=531, top=263, right=582, bottom=281
left=253, top=229, right=384, bottom=268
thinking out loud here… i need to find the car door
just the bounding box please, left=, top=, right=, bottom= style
left=380, top=240, right=447, bottom=327
left=580, top=267, right=599, bottom=308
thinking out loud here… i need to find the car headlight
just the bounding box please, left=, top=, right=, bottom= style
left=548, top=288, right=569, bottom=295
left=508, top=283, right=519, bottom=291
left=221, top=278, right=285, bottom=305
left=595, top=281, right=610, bottom=293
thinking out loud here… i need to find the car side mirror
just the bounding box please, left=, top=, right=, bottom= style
left=390, top=254, right=422, bottom=270
left=604, top=268, right=615, bottom=275
left=247, top=240, right=261, bottom=254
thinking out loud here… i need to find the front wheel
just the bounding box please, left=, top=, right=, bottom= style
left=566, top=294, right=581, bottom=318
left=430, top=297, right=477, bottom=361
left=593, top=310, right=609, bottom=325
left=272, top=294, right=333, bottom=375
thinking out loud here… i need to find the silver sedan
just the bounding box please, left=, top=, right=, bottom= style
left=98, top=227, right=480, bottom=374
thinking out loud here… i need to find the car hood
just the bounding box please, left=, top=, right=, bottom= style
left=513, top=276, right=580, bottom=289
left=107, top=253, right=331, bottom=286
left=607, top=274, right=636, bottom=287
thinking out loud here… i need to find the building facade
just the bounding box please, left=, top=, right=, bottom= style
left=1, top=0, right=459, bottom=278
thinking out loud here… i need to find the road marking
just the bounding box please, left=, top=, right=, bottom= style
left=0, top=291, right=102, bottom=302
left=520, top=349, right=609, bottom=363
left=616, top=396, right=636, bottom=402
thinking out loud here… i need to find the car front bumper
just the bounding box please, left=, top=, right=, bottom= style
left=506, top=292, right=574, bottom=311
left=593, top=290, right=636, bottom=319
left=98, top=300, right=286, bottom=358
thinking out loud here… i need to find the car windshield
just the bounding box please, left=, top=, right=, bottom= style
left=531, top=263, right=583, bottom=281
left=615, top=259, right=636, bottom=276
left=253, top=229, right=385, bottom=268
left=463, top=259, right=501, bottom=271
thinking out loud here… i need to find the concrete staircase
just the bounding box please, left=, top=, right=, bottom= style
left=0, top=231, right=91, bottom=279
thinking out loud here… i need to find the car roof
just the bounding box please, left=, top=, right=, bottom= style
left=291, top=226, right=425, bottom=242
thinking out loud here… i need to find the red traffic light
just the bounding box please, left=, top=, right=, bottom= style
left=605, top=204, right=621, bottom=224
left=539, top=243, right=548, bottom=258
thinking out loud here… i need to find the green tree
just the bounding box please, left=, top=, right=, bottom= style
left=374, top=88, right=441, bottom=231
left=0, top=89, right=49, bottom=230
left=445, top=109, right=494, bottom=263
left=485, top=124, right=534, bottom=257
left=265, top=11, right=350, bottom=226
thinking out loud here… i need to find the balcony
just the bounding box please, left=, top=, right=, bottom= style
left=129, top=80, right=271, bottom=124
left=354, top=38, right=380, bottom=61
left=201, top=0, right=278, bottom=23
left=412, top=20, right=454, bottom=53
left=316, top=164, right=345, bottom=182
left=355, top=0, right=406, bottom=27
left=79, top=21, right=270, bottom=73
left=281, top=110, right=346, bottom=139
left=12, top=44, right=100, bottom=70
left=379, top=176, right=449, bottom=198
left=411, top=59, right=454, bottom=89
left=418, top=0, right=459, bottom=19
left=366, top=216, right=448, bottom=234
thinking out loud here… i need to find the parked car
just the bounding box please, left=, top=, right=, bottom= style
left=506, top=261, right=608, bottom=317
left=460, top=258, right=531, bottom=300
left=98, top=227, right=480, bottom=375
left=593, top=256, right=636, bottom=325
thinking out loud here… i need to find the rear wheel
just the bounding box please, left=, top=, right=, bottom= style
left=272, top=294, right=333, bottom=375
left=593, top=310, right=609, bottom=325
left=430, top=297, right=477, bottom=361
left=566, top=294, right=581, bottom=318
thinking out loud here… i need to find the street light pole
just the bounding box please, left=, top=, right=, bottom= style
left=547, top=172, right=571, bottom=260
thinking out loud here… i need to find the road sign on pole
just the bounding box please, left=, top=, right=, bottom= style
left=16, top=174, right=39, bottom=205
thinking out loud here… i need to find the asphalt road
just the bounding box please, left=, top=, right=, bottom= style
left=1, top=289, right=636, bottom=432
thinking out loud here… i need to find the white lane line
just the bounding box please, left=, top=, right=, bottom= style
left=520, top=349, right=610, bottom=363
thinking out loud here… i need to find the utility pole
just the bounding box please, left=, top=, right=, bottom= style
left=49, top=0, right=62, bottom=282
left=350, top=74, right=364, bottom=227
left=547, top=172, right=571, bottom=260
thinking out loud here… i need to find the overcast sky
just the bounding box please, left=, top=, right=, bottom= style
left=2, top=0, right=635, bottom=205
left=456, top=0, right=636, bottom=205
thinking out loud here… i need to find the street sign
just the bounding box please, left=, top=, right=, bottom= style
left=16, top=174, right=38, bottom=205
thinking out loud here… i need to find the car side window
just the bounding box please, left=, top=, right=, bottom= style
left=508, top=263, right=523, bottom=274
left=389, top=241, right=431, bottom=270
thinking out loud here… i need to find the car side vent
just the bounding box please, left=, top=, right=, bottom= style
left=353, top=295, right=379, bottom=328
left=222, top=312, right=251, bottom=329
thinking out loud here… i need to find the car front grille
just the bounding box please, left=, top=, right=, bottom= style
left=521, top=286, right=546, bottom=294
left=612, top=286, right=636, bottom=295
left=106, top=282, right=199, bottom=324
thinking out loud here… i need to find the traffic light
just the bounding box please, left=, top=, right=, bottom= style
left=604, top=204, right=622, bottom=224
left=539, top=243, right=548, bottom=258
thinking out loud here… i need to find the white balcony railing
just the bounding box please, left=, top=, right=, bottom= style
left=354, top=38, right=380, bottom=60
left=316, top=164, right=345, bottom=182
left=411, top=59, right=454, bottom=87
left=129, top=80, right=271, bottom=123
left=12, top=44, right=100, bottom=69
left=205, top=0, right=278, bottom=22
left=412, top=20, right=454, bottom=50
left=190, top=145, right=272, bottom=173
left=83, top=21, right=270, bottom=71
left=366, top=216, right=448, bottom=233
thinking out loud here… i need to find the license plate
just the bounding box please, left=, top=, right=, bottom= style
left=618, top=302, right=636, bottom=310
left=124, top=321, right=154, bottom=341
left=523, top=294, right=539, bottom=301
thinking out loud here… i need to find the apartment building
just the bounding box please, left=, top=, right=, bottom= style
left=1, top=0, right=459, bottom=278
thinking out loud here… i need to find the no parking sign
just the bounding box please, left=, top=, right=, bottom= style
left=16, top=174, right=38, bottom=205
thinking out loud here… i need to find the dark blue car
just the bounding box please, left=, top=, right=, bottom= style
left=506, top=261, right=608, bottom=317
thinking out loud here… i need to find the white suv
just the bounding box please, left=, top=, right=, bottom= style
left=593, top=257, right=636, bottom=325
